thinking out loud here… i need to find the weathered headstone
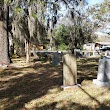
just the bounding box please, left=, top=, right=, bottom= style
left=52, top=52, right=61, bottom=66
left=74, top=49, right=83, bottom=58
left=97, top=58, right=106, bottom=82
left=93, top=57, right=110, bottom=86
left=83, top=52, right=90, bottom=57
left=62, top=54, right=77, bottom=90
left=105, top=58, right=110, bottom=81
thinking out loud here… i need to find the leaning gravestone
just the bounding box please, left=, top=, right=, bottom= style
left=62, top=54, right=78, bottom=90
left=93, top=56, right=110, bottom=86
left=52, top=52, right=61, bottom=66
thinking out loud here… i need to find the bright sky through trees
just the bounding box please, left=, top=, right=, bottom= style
left=87, top=0, right=104, bottom=6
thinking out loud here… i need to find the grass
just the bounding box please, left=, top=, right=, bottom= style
left=0, top=57, right=110, bottom=110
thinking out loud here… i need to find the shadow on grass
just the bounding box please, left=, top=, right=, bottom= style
left=35, top=85, right=110, bottom=110
left=77, top=58, right=99, bottom=84
left=35, top=102, right=91, bottom=110
left=78, top=86, right=110, bottom=110
left=78, top=57, right=99, bottom=64
left=0, top=63, right=63, bottom=110
left=35, top=100, right=110, bottom=110
left=0, top=57, right=109, bottom=110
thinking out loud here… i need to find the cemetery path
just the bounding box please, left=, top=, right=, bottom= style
left=0, top=57, right=110, bottom=110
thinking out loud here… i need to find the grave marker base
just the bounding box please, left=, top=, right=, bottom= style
left=61, top=84, right=81, bottom=91
left=93, top=79, right=110, bottom=87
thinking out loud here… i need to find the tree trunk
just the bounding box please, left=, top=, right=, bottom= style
left=48, top=21, right=54, bottom=51
left=25, top=40, right=30, bottom=63
left=32, top=46, right=39, bottom=59
left=0, top=2, right=10, bottom=66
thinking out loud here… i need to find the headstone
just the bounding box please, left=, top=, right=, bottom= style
left=74, top=49, right=83, bottom=58
left=62, top=54, right=78, bottom=90
left=83, top=52, right=90, bottom=57
left=97, top=58, right=107, bottom=82
left=105, top=58, right=110, bottom=80
left=93, top=57, right=110, bottom=86
left=52, top=52, right=61, bottom=66
left=105, top=50, right=110, bottom=56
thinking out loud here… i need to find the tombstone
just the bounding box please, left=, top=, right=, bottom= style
left=62, top=54, right=78, bottom=90
left=52, top=52, right=61, bottom=66
left=97, top=58, right=106, bottom=82
left=105, top=50, right=110, bottom=56
left=83, top=51, right=90, bottom=57
left=93, top=57, right=110, bottom=86
left=74, top=49, right=83, bottom=58
left=105, top=59, right=110, bottom=81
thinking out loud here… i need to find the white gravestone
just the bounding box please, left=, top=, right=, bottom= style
left=93, top=57, right=110, bottom=87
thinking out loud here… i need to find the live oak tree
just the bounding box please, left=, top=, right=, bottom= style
left=54, top=0, right=94, bottom=52
left=0, top=0, right=10, bottom=66
left=88, top=0, right=110, bottom=30
left=0, top=0, right=91, bottom=64
left=45, top=0, right=89, bottom=51
left=11, top=0, right=47, bottom=62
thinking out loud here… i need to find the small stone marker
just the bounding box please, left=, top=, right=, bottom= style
left=93, top=57, right=110, bottom=86
left=52, top=52, right=60, bottom=66
left=74, top=49, right=83, bottom=58
left=62, top=54, right=78, bottom=90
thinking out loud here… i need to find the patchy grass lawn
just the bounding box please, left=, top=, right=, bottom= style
left=0, top=57, right=110, bottom=110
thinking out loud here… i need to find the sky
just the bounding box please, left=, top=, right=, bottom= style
left=87, top=0, right=104, bottom=6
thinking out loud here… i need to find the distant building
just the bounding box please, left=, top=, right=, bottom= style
left=96, top=42, right=110, bottom=48
left=83, top=31, right=110, bottom=51
left=83, top=43, right=95, bottom=51
left=83, top=42, right=110, bottom=51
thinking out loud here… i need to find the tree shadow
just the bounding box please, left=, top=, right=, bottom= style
left=0, top=57, right=109, bottom=110
left=77, top=58, right=99, bottom=84
left=35, top=101, right=91, bottom=110
left=0, top=63, right=63, bottom=110
left=78, top=57, right=99, bottom=64
left=35, top=100, right=110, bottom=110
left=79, top=86, right=110, bottom=110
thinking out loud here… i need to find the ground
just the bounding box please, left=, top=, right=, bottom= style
left=0, top=57, right=110, bottom=110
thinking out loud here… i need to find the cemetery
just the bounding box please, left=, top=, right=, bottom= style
left=0, top=0, right=110, bottom=110
left=0, top=53, right=110, bottom=109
